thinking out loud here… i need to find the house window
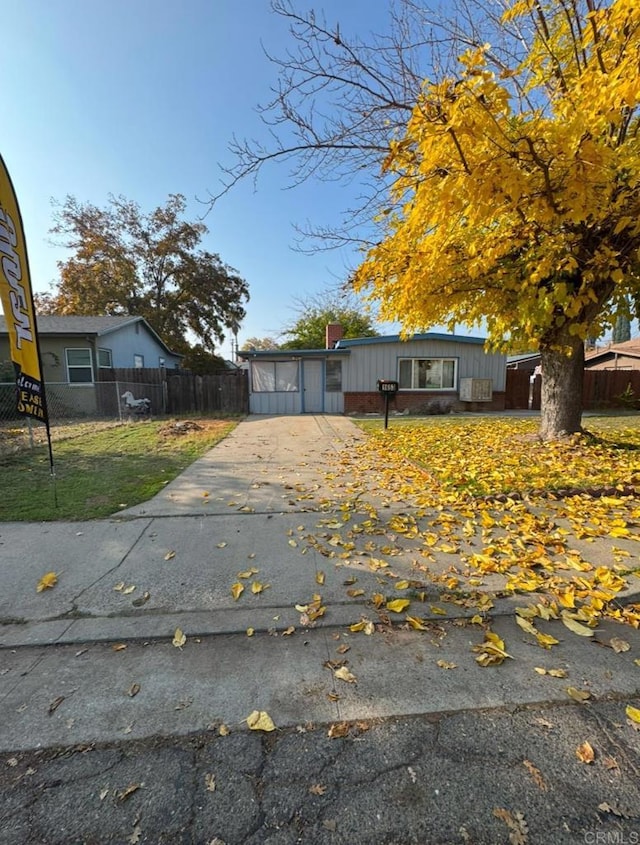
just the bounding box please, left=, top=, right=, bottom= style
left=134, top=354, right=144, bottom=368
left=398, top=358, right=457, bottom=390
left=97, top=348, right=112, bottom=368
left=65, top=348, right=93, bottom=383
left=325, top=360, right=342, bottom=392
left=252, top=361, right=299, bottom=392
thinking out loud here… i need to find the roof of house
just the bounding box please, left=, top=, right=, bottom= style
left=507, top=352, right=541, bottom=364
left=239, top=347, right=350, bottom=360
left=335, top=331, right=488, bottom=348
left=0, top=314, right=182, bottom=357
left=240, top=332, right=491, bottom=359
left=585, top=339, right=640, bottom=362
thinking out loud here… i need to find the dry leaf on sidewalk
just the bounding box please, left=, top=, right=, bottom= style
left=576, top=741, right=595, bottom=764
left=172, top=628, right=186, bottom=648
left=36, top=572, right=58, bottom=592
left=246, top=710, right=276, bottom=732
left=334, top=666, right=357, bottom=684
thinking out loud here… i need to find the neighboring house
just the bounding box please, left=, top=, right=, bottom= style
left=506, top=352, right=542, bottom=373
left=0, top=314, right=182, bottom=381
left=584, top=339, right=640, bottom=371
left=240, top=324, right=507, bottom=415
left=0, top=315, right=183, bottom=417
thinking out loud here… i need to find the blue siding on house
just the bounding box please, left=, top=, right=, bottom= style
left=100, top=322, right=181, bottom=369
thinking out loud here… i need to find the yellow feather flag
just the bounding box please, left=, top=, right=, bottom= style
left=0, top=156, right=50, bottom=429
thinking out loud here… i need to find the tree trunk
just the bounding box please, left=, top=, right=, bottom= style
left=539, top=337, right=584, bottom=440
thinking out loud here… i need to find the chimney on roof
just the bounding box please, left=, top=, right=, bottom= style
left=326, top=323, right=343, bottom=349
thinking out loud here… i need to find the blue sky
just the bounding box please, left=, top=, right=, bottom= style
left=1, top=0, right=406, bottom=358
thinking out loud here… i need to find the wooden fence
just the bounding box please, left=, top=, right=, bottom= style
left=98, top=368, right=249, bottom=415
left=505, top=367, right=640, bottom=411
left=166, top=371, right=248, bottom=414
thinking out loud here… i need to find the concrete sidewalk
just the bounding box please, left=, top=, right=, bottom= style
left=1, top=414, right=640, bottom=843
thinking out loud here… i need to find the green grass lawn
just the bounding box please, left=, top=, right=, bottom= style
left=0, top=418, right=238, bottom=521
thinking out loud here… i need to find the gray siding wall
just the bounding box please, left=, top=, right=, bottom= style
left=101, top=323, right=181, bottom=369
left=343, top=339, right=506, bottom=392
left=247, top=357, right=345, bottom=414
left=249, top=389, right=344, bottom=414
left=249, top=390, right=302, bottom=414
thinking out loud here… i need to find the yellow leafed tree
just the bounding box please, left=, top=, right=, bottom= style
left=354, top=0, right=640, bottom=439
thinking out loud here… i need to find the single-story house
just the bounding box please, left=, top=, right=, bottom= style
left=240, top=324, right=507, bottom=415
left=0, top=314, right=182, bottom=417
left=584, top=339, right=640, bottom=371
left=0, top=314, right=182, bottom=383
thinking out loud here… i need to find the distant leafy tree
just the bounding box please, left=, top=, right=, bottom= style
left=39, top=194, right=249, bottom=356
left=240, top=337, right=280, bottom=351
left=181, top=344, right=229, bottom=374
left=280, top=290, right=378, bottom=349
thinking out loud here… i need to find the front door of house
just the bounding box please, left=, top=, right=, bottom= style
left=302, top=359, right=323, bottom=413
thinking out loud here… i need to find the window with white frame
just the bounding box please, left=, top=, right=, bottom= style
left=65, top=348, right=93, bottom=383
left=325, top=359, right=342, bottom=392
left=251, top=360, right=299, bottom=392
left=97, top=348, right=112, bottom=368
left=133, top=354, right=144, bottom=368
left=398, top=358, right=457, bottom=390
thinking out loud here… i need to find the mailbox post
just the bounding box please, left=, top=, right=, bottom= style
left=377, top=379, right=399, bottom=429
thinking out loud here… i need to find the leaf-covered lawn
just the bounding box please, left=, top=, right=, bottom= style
left=358, top=416, right=640, bottom=497
left=313, top=415, right=640, bottom=633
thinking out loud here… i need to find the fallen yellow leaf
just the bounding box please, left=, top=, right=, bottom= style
left=437, top=660, right=457, bottom=669
left=609, top=637, right=630, bottom=653
left=231, top=582, right=244, bottom=601
left=561, top=615, right=595, bottom=637
left=567, top=686, right=591, bottom=702
left=246, top=628, right=255, bottom=637
left=316, top=571, right=325, bottom=585
left=172, top=628, right=186, bottom=648
left=516, top=616, right=538, bottom=636
left=251, top=581, right=269, bottom=594
left=164, top=550, right=176, bottom=561
left=395, top=580, right=410, bottom=590
left=473, top=631, right=512, bottom=667
left=386, top=599, right=410, bottom=613
left=406, top=615, right=429, bottom=631
left=246, top=710, right=276, bottom=732
left=536, top=632, right=560, bottom=649
left=349, top=619, right=374, bottom=635
left=334, top=666, right=357, bottom=683
left=36, top=572, right=58, bottom=592
left=626, top=705, right=640, bottom=724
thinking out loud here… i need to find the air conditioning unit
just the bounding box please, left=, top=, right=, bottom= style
left=459, top=378, right=493, bottom=402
